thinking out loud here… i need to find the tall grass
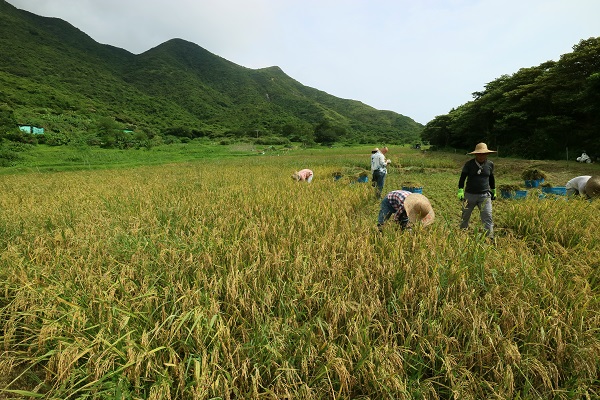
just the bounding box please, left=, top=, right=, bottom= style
left=1, top=148, right=599, bottom=399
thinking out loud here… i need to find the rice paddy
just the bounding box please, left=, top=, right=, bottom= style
left=1, top=146, right=599, bottom=399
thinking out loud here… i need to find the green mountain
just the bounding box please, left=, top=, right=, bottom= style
left=0, top=0, right=423, bottom=147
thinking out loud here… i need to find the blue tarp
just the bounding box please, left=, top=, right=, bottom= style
left=19, top=125, right=45, bottom=134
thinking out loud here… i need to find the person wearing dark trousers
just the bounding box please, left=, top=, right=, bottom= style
left=371, top=147, right=391, bottom=198
left=377, top=190, right=435, bottom=232
left=458, top=142, right=496, bottom=239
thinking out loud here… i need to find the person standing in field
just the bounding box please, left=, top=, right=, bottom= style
left=457, top=142, right=496, bottom=239
left=565, top=175, right=591, bottom=196
left=371, top=146, right=391, bottom=198
left=292, top=169, right=314, bottom=182
left=377, top=190, right=435, bottom=231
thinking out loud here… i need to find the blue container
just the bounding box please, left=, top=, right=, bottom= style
left=333, top=175, right=342, bottom=181
left=356, top=175, right=369, bottom=183
left=402, top=186, right=423, bottom=194
left=500, top=189, right=528, bottom=199
left=541, top=186, right=567, bottom=195
left=514, top=190, right=528, bottom=199
left=525, top=179, right=544, bottom=188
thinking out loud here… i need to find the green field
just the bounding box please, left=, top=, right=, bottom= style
left=1, top=144, right=599, bottom=399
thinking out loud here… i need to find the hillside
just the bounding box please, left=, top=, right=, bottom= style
left=0, top=0, right=423, bottom=147
left=422, top=37, right=600, bottom=160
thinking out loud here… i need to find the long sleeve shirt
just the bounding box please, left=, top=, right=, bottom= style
left=371, top=151, right=389, bottom=173
left=386, top=190, right=411, bottom=219
left=566, top=175, right=591, bottom=193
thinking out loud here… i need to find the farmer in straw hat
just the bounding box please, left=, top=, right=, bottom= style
left=292, top=168, right=314, bottom=182
left=565, top=175, right=591, bottom=197
left=584, top=175, right=600, bottom=198
left=377, top=190, right=435, bottom=231
left=458, top=142, right=497, bottom=239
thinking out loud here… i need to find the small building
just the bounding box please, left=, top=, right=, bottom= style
left=19, top=125, right=45, bottom=134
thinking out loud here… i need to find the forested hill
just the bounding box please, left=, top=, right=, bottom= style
left=422, top=37, right=600, bottom=160
left=0, top=0, right=422, bottom=147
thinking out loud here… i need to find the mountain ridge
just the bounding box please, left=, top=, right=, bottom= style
left=0, top=0, right=423, bottom=146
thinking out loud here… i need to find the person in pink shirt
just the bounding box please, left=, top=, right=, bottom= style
left=292, top=169, right=314, bottom=182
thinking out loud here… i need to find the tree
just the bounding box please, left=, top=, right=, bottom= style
left=0, top=106, right=17, bottom=135
left=421, top=37, right=600, bottom=159
left=422, top=115, right=452, bottom=147
left=314, top=120, right=346, bottom=145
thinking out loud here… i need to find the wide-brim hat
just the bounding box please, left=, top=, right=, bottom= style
left=372, top=147, right=380, bottom=153
left=584, top=175, right=600, bottom=198
left=403, top=193, right=435, bottom=227
left=468, top=142, right=497, bottom=154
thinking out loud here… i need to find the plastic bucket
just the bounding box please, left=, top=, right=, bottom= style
left=514, top=190, right=528, bottom=199
left=541, top=186, right=567, bottom=195
left=356, top=176, right=369, bottom=183
left=402, top=186, right=423, bottom=194
left=524, top=179, right=544, bottom=188
left=501, top=189, right=527, bottom=199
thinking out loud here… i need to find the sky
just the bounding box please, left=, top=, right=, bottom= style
left=6, top=0, right=600, bottom=125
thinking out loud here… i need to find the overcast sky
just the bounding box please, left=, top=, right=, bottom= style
left=6, top=0, right=600, bottom=124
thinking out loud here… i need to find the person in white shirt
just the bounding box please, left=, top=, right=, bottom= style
left=565, top=175, right=591, bottom=196
left=370, top=147, right=391, bottom=198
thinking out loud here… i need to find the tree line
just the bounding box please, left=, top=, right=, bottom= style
left=422, top=37, right=600, bottom=160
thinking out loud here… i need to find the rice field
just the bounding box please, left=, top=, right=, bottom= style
left=1, top=146, right=599, bottom=399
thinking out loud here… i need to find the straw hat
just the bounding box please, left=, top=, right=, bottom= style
left=372, top=147, right=380, bottom=153
left=403, top=193, right=435, bottom=227
left=468, top=142, right=497, bottom=154
left=584, top=175, right=600, bottom=198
